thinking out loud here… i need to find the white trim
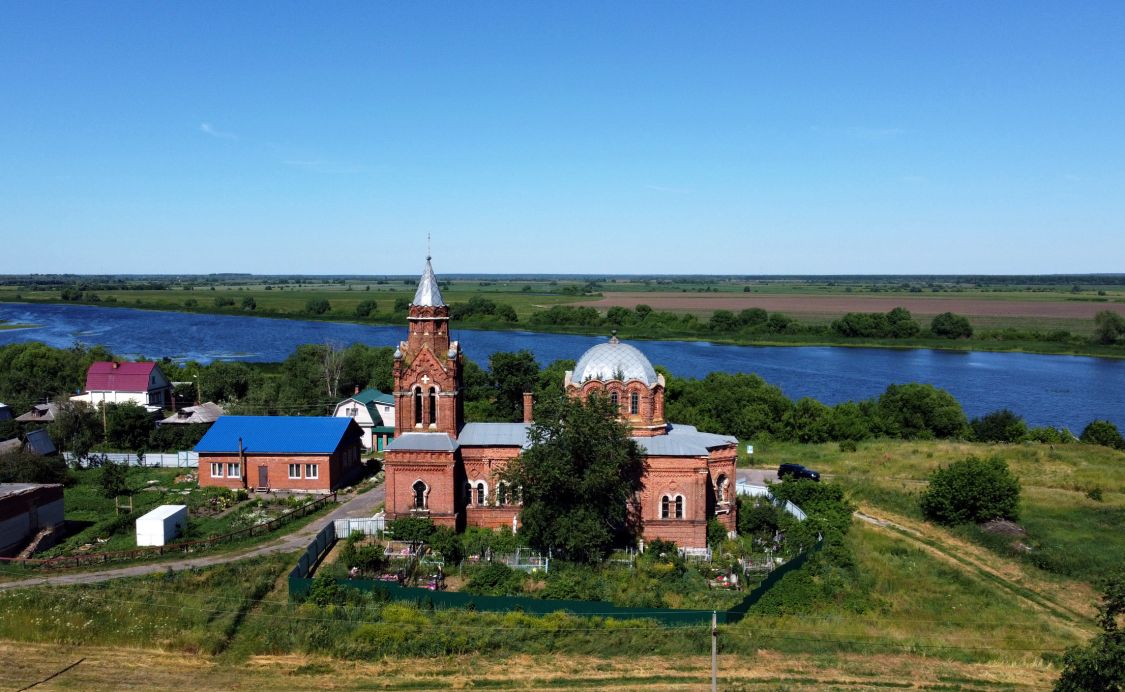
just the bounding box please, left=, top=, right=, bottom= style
left=288, top=463, right=301, bottom=479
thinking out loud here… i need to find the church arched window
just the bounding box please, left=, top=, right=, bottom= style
left=413, top=388, right=423, bottom=426
left=496, top=482, right=508, bottom=506
left=674, top=495, right=684, bottom=519
left=660, top=495, right=671, bottom=519
left=475, top=481, right=487, bottom=506
left=630, top=392, right=639, bottom=415
left=716, top=474, right=728, bottom=503
left=412, top=480, right=428, bottom=509
left=428, top=387, right=437, bottom=426
left=610, top=392, right=619, bottom=410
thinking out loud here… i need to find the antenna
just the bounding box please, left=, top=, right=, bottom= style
left=427, top=233, right=432, bottom=261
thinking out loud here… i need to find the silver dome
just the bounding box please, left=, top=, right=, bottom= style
left=571, top=337, right=658, bottom=385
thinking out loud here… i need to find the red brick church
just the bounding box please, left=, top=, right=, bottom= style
left=383, top=257, right=737, bottom=548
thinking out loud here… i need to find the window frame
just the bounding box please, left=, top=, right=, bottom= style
left=210, top=462, right=224, bottom=478
left=304, top=463, right=319, bottom=480
left=226, top=462, right=240, bottom=478
left=288, top=463, right=301, bottom=479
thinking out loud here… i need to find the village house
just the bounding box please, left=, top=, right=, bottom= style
left=332, top=387, right=395, bottom=451
left=14, top=402, right=59, bottom=424
left=195, top=416, right=364, bottom=493
left=158, top=401, right=224, bottom=426
left=382, top=257, right=738, bottom=548
left=71, top=361, right=172, bottom=411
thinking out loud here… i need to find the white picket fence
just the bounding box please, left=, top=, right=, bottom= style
left=334, top=514, right=386, bottom=537
left=63, top=451, right=199, bottom=468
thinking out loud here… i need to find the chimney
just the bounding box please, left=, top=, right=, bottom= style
left=522, top=392, right=534, bottom=423
left=355, top=385, right=360, bottom=395
left=112, top=362, right=119, bottom=369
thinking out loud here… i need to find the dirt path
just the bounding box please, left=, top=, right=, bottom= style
left=853, top=504, right=1096, bottom=636
left=0, top=640, right=1060, bottom=690
left=0, top=483, right=385, bottom=592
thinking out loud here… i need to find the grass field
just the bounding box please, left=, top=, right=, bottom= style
left=0, top=441, right=1116, bottom=687
left=752, top=439, right=1125, bottom=585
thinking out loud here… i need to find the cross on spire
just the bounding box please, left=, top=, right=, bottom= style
left=427, top=233, right=431, bottom=261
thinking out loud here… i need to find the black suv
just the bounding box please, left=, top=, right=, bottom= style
left=778, top=463, right=820, bottom=482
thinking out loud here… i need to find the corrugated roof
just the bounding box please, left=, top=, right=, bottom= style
left=458, top=423, right=531, bottom=447
left=194, top=416, right=359, bottom=454
left=85, top=361, right=158, bottom=393
left=386, top=433, right=458, bottom=452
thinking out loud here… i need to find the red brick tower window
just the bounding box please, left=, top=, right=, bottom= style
left=630, top=392, right=639, bottom=415
left=428, top=388, right=437, bottom=426
left=413, top=389, right=422, bottom=426
left=412, top=480, right=428, bottom=509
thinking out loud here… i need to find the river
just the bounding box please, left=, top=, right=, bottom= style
left=1, top=302, right=1122, bottom=432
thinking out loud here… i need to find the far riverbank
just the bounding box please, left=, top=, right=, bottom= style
left=2, top=296, right=1122, bottom=360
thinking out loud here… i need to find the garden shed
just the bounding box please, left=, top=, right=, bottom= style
left=136, top=504, right=188, bottom=547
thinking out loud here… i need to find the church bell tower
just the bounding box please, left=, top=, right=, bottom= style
left=393, top=256, right=463, bottom=438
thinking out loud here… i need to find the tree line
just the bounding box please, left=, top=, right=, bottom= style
left=2, top=341, right=1122, bottom=460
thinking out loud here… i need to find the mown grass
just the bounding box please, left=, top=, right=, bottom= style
left=753, top=439, right=1125, bottom=584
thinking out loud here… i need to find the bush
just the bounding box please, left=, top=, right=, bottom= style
left=305, top=298, right=331, bottom=315
left=838, top=439, right=857, bottom=452
left=930, top=312, right=973, bottom=338
left=970, top=409, right=1028, bottom=443
left=354, top=300, right=377, bottom=317
left=920, top=456, right=1020, bottom=525
left=1055, top=571, right=1125, bottom=691
left=99, top=460, right=131, bottom=498
left=464, top=563, right=525, bottom=596
left=1080, top=419, right=1125, bottom=450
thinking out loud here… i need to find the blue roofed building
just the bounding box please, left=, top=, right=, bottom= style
left=195, top=416, right=364, bottom=493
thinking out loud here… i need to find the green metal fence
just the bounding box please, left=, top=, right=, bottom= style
left=288, top=522, right=821, bottom=626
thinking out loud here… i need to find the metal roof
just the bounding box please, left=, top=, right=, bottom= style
left=411, top=257, right=446, bottom=307
left=352, top=387, right=394, bottom=406
left=458, top=423, right=531, bottom=447
left=159, top=402, right=224, bottom=425
left=386, top=432, right=458, bottom=452
left=569, top=336, right=659, bottom=386
left=24, top=429, right=56, bottom=456
left=15, top=403, right=58, bottom=423
left=632, top=423, right=737, bottom=457
left=85, top=361, right=159, bottom=393
left=194, top=416, right=359, bottom=454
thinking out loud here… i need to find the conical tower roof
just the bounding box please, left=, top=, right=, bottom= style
left=412, top=256, right=445, bottom=307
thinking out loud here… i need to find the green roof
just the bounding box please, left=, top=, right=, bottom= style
left=353, top=387, right=394, bottom=406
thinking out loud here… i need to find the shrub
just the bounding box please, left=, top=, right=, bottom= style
left=930, top=312, right=973, bottom=338
left=920, top=456, right=1020, bottom=525
left=354, top=300, right=377, bottom=317
left=1080, top=419, right=1125, bottom=450
left=970, top=409, right=1028, bottom=443
left=1055, top=571, right=1125, bottom=691
left=464, top=563, right=525, bottom=596
left=838, top=439, right=857, bottom=452
left=305, top=298, right=331, bottom=315
left=99, top=460, right=131, bottom=498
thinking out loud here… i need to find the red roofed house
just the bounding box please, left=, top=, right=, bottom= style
left=71, top=361, right=172, bottom=410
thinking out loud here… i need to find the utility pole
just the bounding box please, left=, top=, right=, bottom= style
left=711, top=610, right=718, bottom=692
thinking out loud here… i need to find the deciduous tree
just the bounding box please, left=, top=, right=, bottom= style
left=500, top=393, right=646, bottom=563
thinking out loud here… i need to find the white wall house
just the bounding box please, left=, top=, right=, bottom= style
left=71, top=361, right=172, bottom=411
left=333, top=387, right=396, bottom=451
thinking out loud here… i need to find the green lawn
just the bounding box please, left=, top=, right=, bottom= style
left=751, top=438, right=1125, bottom=584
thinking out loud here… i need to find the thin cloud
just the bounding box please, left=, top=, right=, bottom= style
left=200, top=122, right=238, bottom=140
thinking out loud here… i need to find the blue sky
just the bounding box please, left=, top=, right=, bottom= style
left=2, top=2, right=1123, bottom=275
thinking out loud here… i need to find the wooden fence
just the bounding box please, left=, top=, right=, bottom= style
left=0, top=492, right=336, bottom=571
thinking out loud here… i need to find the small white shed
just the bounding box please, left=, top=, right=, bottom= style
left=136, top=504, right=188, bottom=547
